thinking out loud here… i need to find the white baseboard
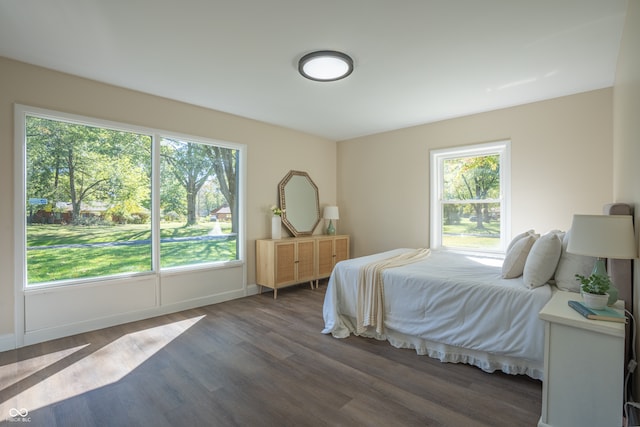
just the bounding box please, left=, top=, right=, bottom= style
left=246, top=283, right=260, bottom=296
left=0, top=333, right=16, bottom=352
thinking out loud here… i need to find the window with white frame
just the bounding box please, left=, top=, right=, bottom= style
left=159, top=136, right=240, bottom=269
left=18, top=105, right=243, bottom=287
left=430, top=141, right=510, bottom=252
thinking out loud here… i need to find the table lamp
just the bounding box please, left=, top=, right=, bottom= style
left=323, top=206, right=339, bottom=235
left=566, top=214, right=637, bottom=305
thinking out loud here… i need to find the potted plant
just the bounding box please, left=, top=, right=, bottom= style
left=575, top=273, right=611, bottom=310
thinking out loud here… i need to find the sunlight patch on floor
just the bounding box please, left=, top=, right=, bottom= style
left=0, top=344, right=90, bottom=390
left=0, top=315, right=204, bottom=418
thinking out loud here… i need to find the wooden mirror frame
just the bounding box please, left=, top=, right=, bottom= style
left=278, top=170, right=321, bottom=236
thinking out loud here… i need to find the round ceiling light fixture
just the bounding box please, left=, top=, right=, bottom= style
left=298, top=50, right=354, bottom=82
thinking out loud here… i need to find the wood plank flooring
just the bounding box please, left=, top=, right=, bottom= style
left=0, top=283, right=542, bottom=426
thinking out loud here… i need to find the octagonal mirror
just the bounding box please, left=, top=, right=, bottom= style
left=278, top=170, right=321, bottom=236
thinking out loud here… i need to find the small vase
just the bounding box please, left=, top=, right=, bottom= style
left=582, top=292, right=609, bottom=310
left=271, top=215, right=282, bottom=240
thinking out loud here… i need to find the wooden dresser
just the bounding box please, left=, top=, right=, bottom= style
left=256, top=235, right=349, bottom=298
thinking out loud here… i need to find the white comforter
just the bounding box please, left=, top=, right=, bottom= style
left=322, top=249, right=553, bottom=379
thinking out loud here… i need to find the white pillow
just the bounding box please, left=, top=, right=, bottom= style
left=554, top=229, right=596, bottom=292
left=523, top=231, right=563, bottom=288
left=506, top=229, right=535, bottom=253
left=548, top=230, right=565, bottom=280
left=502, top=234, right=537, bottom=278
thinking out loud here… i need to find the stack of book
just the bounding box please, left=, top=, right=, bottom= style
left=568, top=300, right=627, bottom=323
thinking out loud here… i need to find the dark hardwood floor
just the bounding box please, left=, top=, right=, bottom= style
left=0, top=282, right=542, bottom=426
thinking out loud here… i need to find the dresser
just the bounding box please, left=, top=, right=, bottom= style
left=256, top=235, right=349, bottom=298
left=538, top=290, right=625, bottom=427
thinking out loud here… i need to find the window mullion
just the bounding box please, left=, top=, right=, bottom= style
left=443, top=198, right=501, bottom=204
left=151, top=133, right=161, bottom=274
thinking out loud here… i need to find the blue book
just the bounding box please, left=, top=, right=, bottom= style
left=568, top=300, right=627, bottom=323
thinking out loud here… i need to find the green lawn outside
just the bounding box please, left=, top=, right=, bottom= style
left=442, top=234, right=500, bottom=249
left=160, top=236, right=236, bottom=268
left=28, top=244, right=152, bottom=283
left=27, top=222, right=233, bottom=246
left=26, top=222, right=237, bottom=284
left=443, top=218, right=500, bottom=249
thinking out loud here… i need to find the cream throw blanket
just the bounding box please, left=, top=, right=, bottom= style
left=356, top=248, right=431, bottom=334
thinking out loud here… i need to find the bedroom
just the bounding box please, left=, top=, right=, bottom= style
left=0, top=1, right=639, bottom=425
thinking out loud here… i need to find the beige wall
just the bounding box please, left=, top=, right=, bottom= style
left=338, top=89, right=614, bottom=258
left=0, top=57, right=337, bottom=338
left=613, top=0, right=640, bottom=392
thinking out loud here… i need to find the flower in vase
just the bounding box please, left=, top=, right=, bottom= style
left=270, top=205, right=284, bottom=216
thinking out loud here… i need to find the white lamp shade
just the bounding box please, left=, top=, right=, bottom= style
left=323, top=206, right=339, bottom=220
left=567, top=214, right=637, bottom=259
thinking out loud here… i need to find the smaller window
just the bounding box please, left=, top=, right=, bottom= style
left=430, top=141, right=510, bottom=252
left=159, top=137, right=239, bottom=268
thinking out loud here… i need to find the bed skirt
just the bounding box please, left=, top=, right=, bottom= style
left=329, top=314, right=544, bottom=380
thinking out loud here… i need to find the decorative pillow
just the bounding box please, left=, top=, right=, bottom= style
left=502, top=233, right=537, bottom=278
left=547, top=230, right=565, bottom=280
left=506, top=229, right=535, bottom=253
left=554, top=229, right=596, bottom=292
left=523, top=231, right=563, bottom=288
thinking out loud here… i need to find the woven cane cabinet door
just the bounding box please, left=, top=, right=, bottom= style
left=317, top=235, right=350, bottom=279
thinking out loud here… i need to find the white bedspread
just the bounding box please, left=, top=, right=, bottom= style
left=322, top=249, right=553, bottom=379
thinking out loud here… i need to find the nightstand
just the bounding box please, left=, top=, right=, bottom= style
left=538, top=290, right=625, bottom=427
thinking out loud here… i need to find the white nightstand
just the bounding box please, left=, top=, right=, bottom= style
left=538, top=290, right=626, bottom=427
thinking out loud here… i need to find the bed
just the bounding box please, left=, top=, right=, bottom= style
left=322, top=204, right=633, bottom=380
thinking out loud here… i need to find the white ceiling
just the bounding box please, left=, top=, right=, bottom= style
left=0, top=0, right=628, bottom=141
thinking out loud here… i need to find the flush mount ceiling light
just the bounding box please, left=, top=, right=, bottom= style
left=298, top=50, right=353, bottom=82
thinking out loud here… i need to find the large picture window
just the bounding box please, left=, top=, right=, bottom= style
left=19, top=106, right=242, bottom=287
left=430, top=141, right=510, bottom=252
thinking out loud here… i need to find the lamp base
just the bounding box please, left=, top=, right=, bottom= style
left=326, top=220, right=335, bottom=235
left=592, top=258, right=618, bottom=306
